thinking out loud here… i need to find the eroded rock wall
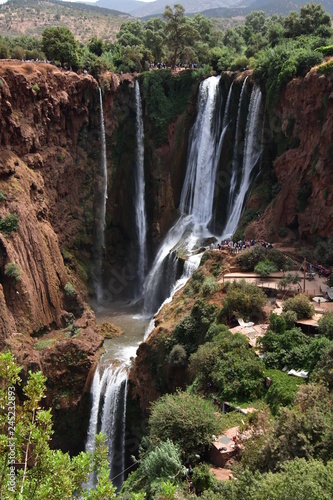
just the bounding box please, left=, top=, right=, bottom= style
left=246, top=69, right=333, bottom=242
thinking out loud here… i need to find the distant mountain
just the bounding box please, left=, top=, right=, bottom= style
left=95, top=0, right=234, bottom=17
left=95, top=0, right=143, bottom=14
left=0, top=0, right=130, bottom=42
left=206, top=0, right=333, bottom=17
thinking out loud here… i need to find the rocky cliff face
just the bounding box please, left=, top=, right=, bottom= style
left=0, top=61, right=104, bottom=452
left=246, top=69, right=333, bottom=243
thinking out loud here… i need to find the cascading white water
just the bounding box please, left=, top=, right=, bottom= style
left=101, top=365, right=128, bottom=489
left=144, top=251, right=203, bottom=340
left=179, top=76, right=222, bottom=223
left=95, top=88, right=108, bottom=303
left=143, top=76, right=224, bottom=314
left=85, top=364, right=128, bottom=491
left=134, top=81, right=148, bottom=293
left=226, top=77, right=248, bottom=217
left=223, top=84, right=262, bottom=238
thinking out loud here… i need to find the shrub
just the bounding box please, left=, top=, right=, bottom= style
left=4, top=263, right=21, bottom=284
left=34, top=339, right=56, bottom=350
left=189, top=329, right=265, bottom=401
left=0, top=190, right=5, bottom=202
left=64, top=282, right=76, bottom=297
left=221, top=279, right=267, bottom=322
left=283, top=294, right=315, bottom=319
left=317, top=60, right=333, bottom=76
left=149, top=391, right=221, bottom=457
left=265, top=369, right=304, bottom=415
left=0, top=213, right=19, bottom=236
left=168, top=344, right=187, bottom=367
left=316, top=45, right=333, bottom=56
left=173, top=300, right=218, bottom=354
left=201, top=277, right=220, bottom=296
left=254, top=259, right=278, bottom=277
left=236, top=246, right=267, bottom=271
left=318, top=312, right=333, bottom=339
left=0, top=78, right=3, bottom=88
left=32, top=83, right=40, bottom=92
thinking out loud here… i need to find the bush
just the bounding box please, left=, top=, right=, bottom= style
left=318, top=312, right=333, bottom=339
left=255, top=259, right=278, bottom=277
left=0, top=190, right=5, bottom=202
left=189, top=328, right=265, bottom=401
left=201, top=277, right=220, bottom=296
left=221, top=279, right=267, bottom=322
left=168, top=344, right=187, bottom=367
left=32, top=83, right=40, bottom=92
left=149, top=391, right=221, bottom=458
left=265, top=369, right=304, bottom=415
left=318, top=60, right=333, bottom=76
left=64, top=282, right=76, bottom=297
left=173, top=300, right=219, bottom=354
left=316, top=45, right=333, bottom=56
left=283, top=294, right=315, bottom=319
left=4, top=263, right=21, bottom=284
left=0, top=213, right=19, bottom=236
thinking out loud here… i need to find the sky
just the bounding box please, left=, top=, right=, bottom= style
left=0, top=0, right=157, bottom=4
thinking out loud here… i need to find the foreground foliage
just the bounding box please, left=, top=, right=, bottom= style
left=0, top=352, right=115, bottom=499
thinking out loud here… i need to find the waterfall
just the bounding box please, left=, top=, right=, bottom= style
left=134, top=81, right=148, bottom=293
left=179, top=76, right=222, bottom=223
left=85, top=364, right=128, bottom=491
left=143, top=76, right=223, bottom=314
left=95, top=88, right=108, bottom=303
left=223, top=84, right=263, bottom=238
left=144, top=251, right=203, bottom=340
left=226, top=77, right=248, bottom=217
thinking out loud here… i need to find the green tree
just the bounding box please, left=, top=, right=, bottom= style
left=220, top=459, right=333, bottom=499
left=42, top=27, right=78, bottom=67
left=189, top=326, right=265, bottom=401
left=163, top=4, right=190, bottom=68
left=117, top=20, right=145, bottom=48
left=240, top=384, right=333, bottom=473
left=0, top=352, right=115, bottom=499
left=88, top=37, right=103, bottom=57
left=318, top=312, right=333, bottom=339
left=283, top=294, right=315, bottom=319
left=224, top=28, right=245, bottom=53
left=144, top=18, right=166, bottom=63
left=149, top=391, right=221, bottom=458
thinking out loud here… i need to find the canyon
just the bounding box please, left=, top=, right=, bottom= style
left=0, top=60, right=332, bottom=454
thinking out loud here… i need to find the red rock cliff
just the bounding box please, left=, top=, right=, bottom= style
left=0, top=61, right=104, bottom=452
left=247, top=69, right=333, bottom=242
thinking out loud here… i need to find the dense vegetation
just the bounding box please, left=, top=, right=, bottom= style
left=0, top=3, right=332, bottom=93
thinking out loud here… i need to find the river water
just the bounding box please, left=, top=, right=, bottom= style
left=95, top=302, right=150, bottom=365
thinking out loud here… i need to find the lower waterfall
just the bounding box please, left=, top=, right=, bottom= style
left=85, top=364, right=128, bottom=490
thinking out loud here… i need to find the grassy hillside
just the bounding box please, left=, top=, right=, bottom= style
left=0, top=0, right=131, bottom=43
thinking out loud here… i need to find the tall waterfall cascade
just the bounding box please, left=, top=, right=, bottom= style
left=226, top=77, right=248, bottom=218
left=143, top=76, right=224, bottom=314
left=143, top=76, right=263, bottom=316
left=85, top=364, right=128, bottom=491
left=95, top=88, right=108, bottom=304
left=222, top=84, right=263, bottom=238
left=134, top=81, right=148, bottom=293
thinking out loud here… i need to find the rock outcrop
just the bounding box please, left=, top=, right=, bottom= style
left=0, top=61, right=104, bottom=452
left=246, top=69, right=333, bottom=242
